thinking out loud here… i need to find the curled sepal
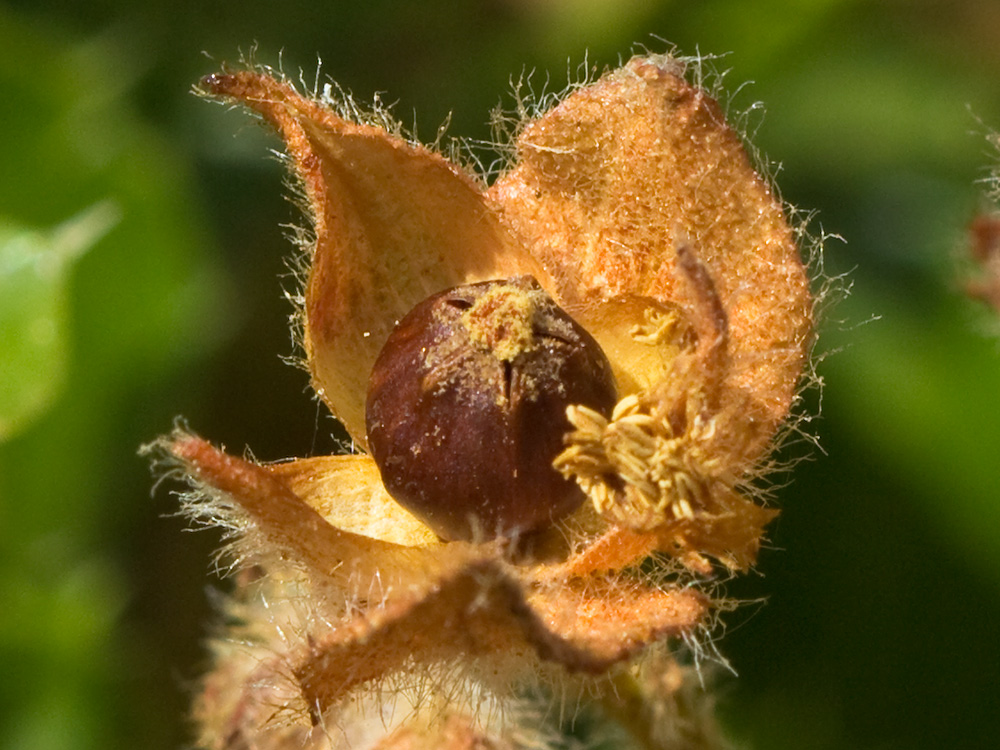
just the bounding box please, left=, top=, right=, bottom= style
left=200, top=71, right=553, bottom=444
left=292, top=561, right=706, bottom=719
left=488, top=55, right=813, bottom=460
left=158, top=432, right=487, bottom=597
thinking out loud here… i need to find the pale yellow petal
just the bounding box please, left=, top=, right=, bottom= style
left=570, top=293, right=690, bottom=397
left=266, top=453, right=439, bottom=546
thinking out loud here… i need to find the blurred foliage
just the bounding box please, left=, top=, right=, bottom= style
left=1, top=203, right=118, bottom=439
left=2, top=1, right=1000, bottom=749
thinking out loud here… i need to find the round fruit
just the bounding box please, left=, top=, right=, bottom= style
left=365, top=276, right=617, bottom=541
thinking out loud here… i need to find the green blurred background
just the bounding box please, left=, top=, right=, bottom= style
left=2, top=1, right=999, bottom=748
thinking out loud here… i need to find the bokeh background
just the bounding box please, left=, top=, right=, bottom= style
left=3, top=1, right=1000, bottom=748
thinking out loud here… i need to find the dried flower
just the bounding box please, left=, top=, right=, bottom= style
left=964, top=134, right=1000, bottom=315
left=966, top=213, right=1000, bottom=311
left=149, top=52, right=813, bottom=749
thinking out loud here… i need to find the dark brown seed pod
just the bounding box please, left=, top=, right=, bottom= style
left=365, top=276, right=617, bottom=542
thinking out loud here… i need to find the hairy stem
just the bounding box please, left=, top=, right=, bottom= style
left=594, top=667, right=726, bottom=750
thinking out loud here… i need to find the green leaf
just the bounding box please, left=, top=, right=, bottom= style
left=0, top=203, right=119, bottom=441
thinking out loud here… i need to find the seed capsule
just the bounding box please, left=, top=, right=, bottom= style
left=365, top=276, right=617, bottom=541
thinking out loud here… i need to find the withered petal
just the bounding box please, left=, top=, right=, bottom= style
left=293, top=560, right=706, bottom=716
left=201, top=71, right=553, bottom=445
left=166, top=433, right=485, bottom=597
left=487, top=55, right=812, bottom=450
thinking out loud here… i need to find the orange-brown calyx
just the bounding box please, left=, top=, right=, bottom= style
left=161, top=52, right=826, bottom=747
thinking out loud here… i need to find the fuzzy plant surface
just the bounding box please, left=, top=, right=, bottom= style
left=147, top=51, right=819, bottom=750
left=965, top=133, right=1000, bottom=315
